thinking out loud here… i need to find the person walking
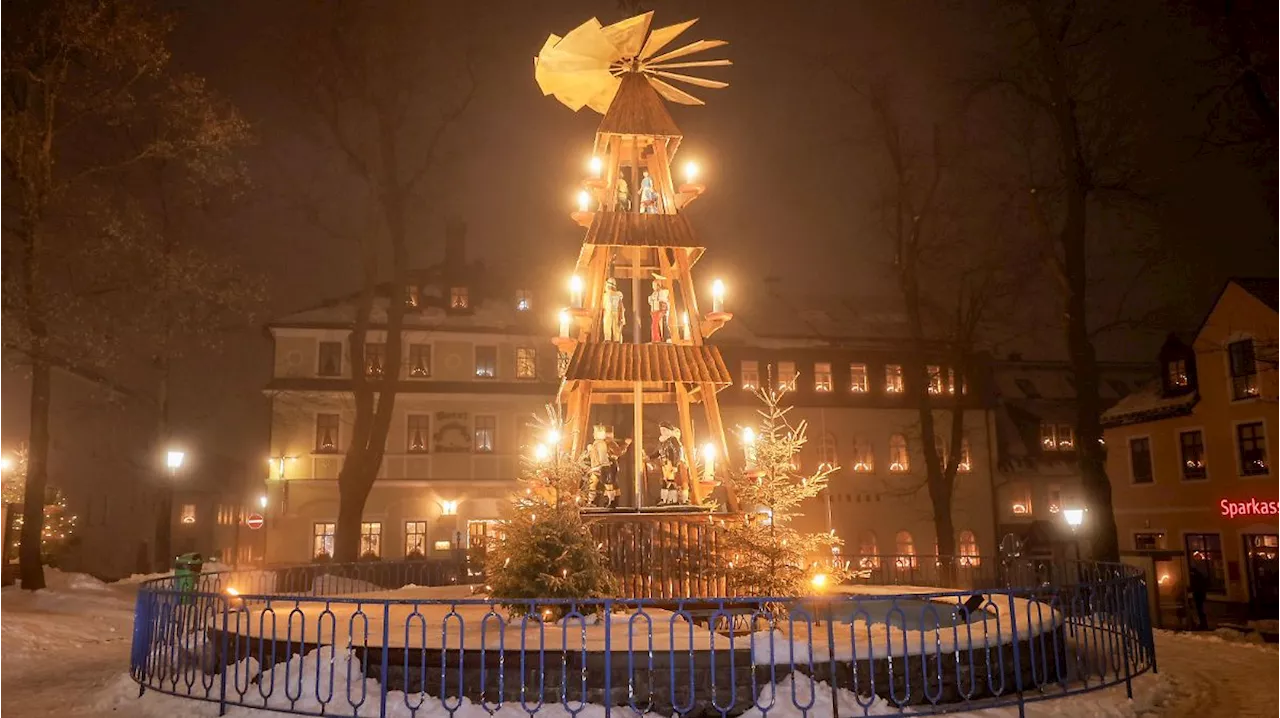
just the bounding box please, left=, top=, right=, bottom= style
left=1188, top=564, right=1210, bottom=630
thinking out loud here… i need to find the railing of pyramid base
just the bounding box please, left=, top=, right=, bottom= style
left=129, top=559, right=1155, bottom=718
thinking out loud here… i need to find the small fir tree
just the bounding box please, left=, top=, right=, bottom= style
left=486, top=406, right=618, bottom=618
left=2, top=448, right=79, bottom=565
left=720, top=386, right=849, bottom=598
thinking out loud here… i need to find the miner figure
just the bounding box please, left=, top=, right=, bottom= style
left=651, top=422, right=689, bottom=505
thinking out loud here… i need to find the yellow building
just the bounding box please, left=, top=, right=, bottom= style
left=1103, top=278, right=1278, bottom=620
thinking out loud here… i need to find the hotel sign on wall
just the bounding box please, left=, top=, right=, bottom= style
left=1219, top=498, right=1280, bottom=518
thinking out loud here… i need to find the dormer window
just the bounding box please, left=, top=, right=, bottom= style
left=515, top=289, right=532, bottom=312
left=450, top=287, right=469, bottom=309
left=1166, top=358, right=1188, bottom=388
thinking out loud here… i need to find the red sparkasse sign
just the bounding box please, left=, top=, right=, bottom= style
left=1218, top=498, right=1279, bottom=518
left=245, top=513, right=265, bottom=530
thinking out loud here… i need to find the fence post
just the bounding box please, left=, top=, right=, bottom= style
left=1005, top=590, right=1026, bottom=718
left=219, top=595, right=229, bottom=716
left=603, top=599, right=613, bottom=718
left=826, top=601, right=840, bottom=718
left=380, top=602, right=391, bottom=718
left=1120, top=582, right=1134, bottom=699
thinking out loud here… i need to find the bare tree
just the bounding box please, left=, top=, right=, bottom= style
left=286, top=3, right=476, bottom=561
left=2, top=0, right=249, bottom=589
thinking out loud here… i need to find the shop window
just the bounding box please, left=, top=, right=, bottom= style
left=851, top=437, right=874, bottom=473
left=888, top=434, right=909, bottom=472
left=1129, top=437, right=1153, bottom=484
left=318, top=342, right=343, bottom=377
left=835, top=363, right=862, bottom=394
left=1179, top=429, right=1206, bottom=480
left=740, top=360, right=759, bottom=391
left=316, top=414, right=340, bottom=453
left=777, top=361, right=797, bottom=391
left=475, top=346, right=497, bottom=379
left=894, top=531, right=916, bottom=568
left=1228, top=339, right=1258, bottom=400
left=814, top=362, right=832, bottom=392
left=1184, top=533, right=1226, bottom=594
left=407, top=414, right=430, bottom=453
left=516, top=347, right=537, bottom=379
left=405, top=521, right=428, bottom=558
left=474, top=415, right=496, bottom=453
left=885, top=365, right=904, bottom=394
left=1237, top=422, right=1268, bottom=476
left=360, top=522, right=382, bottom=559
left=957, top=530, right=980, bottom=567
left=313, top=522, right=335, bottom=559
left=408, top=344, right=431, bottom=378
left=858, top=531, right=879, bottom=569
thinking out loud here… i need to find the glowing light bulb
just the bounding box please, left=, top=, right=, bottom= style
left=684, top=161, right=699, bottom=184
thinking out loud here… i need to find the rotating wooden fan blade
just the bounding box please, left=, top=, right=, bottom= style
left=639, top=18, right=698, bottom=60
left=648, top=76, right=705, bottom=106
left=650, top=71, right=728, bottom=90
left=645, top=39, right=727, bottom=65
left=602, top=11, right=653, bottom=57
left=645, top=59, right=733, bottom=71
left=554, top=18, right=620, bottom=66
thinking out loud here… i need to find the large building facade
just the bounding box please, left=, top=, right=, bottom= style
left=1103, top=278, right=1278, bottom=619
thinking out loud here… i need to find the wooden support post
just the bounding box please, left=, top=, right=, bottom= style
left=633, top=382, right=645, bottom=508
left=630, top=137, right=642, bottom=214
left=650, top=138, right=678, bottom=214
left=674, top=250, right=705, bottom=344
left=675, top=382, right=701, bottom=504
left=701, top=383, right=736, bottom=511
left=631, top=247, right=643, bottom=345
left=571, top=383, right=594, bottom=460
left=657, top=248, right=678, bottom=344
left=604, top=136, right=622, bottom=212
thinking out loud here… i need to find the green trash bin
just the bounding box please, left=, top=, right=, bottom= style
left=174, top=552, right=204, bottom=603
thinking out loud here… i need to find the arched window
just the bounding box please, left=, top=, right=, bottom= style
left=818, top=432, right=838, bottom=467
left=895, top=530, right=916, bottom=568
left=889, top=434, right=909, bottom=473
left=958, top=530, right=981, bottom=567
left=852, top=437, right=874, bottom=473
left=858, top=531, right=879, bottom=569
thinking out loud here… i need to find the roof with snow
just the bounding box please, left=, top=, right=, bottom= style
left=1100, top=379, right=1198, bottom=427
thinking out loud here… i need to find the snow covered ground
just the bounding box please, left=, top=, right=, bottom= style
left=2, top=570, right=1276, bottom=717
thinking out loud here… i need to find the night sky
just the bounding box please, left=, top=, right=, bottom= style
left=2, top=1, right=1275, bottom=507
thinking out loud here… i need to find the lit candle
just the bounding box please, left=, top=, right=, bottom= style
left=576, top=190, right=591, bottom=213
left=558, top=309, right=570, bottom=338
left=681, top=311, right=690, bottom=341
left=588, top=156, right=603, bottom=178
left=702, top=443, right=716, bottom=483
left=684, top=161, right=699, bottom=185
left=711, top=279, right=725, bottom=313
left=569, top=275, right=584, bottom=308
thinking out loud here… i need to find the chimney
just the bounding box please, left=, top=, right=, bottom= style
left=444, top=219, right=466, bottom=269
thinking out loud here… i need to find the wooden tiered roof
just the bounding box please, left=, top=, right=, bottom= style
left=598, top=73, right=682, bottom=139
left=564, top=343, right=731, bottom=385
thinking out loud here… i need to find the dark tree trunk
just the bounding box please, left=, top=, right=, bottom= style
left=19, top=357, right=51, bottom=590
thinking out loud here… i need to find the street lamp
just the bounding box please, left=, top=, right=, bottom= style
left=1063, top=508, right=1085, bottom=530
left=0, top=457, right=11, bottom=473
left=166, top=450, right=186, bottom=475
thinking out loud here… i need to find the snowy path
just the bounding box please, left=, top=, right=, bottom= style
left=1, top=573, right=1276, bottom=717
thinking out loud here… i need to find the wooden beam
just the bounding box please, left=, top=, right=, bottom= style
left=675, top=382, right=701, bottom=504
left=633, top=381, right=645, bottom=508
left=701, top=382, right=735, bottom=511
left=650, top=137, right=678, bottom=215
left=673, top=249, right=705, bottom=344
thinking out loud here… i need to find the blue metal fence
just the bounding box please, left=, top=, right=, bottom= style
left=129, top=558, right=1155, bottom=717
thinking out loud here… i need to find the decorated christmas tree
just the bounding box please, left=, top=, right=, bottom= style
left=485, top=406, right=618, bottom=618
left=2, top=447, right=79, bottom=565
left=719, top=386, right=849, bottom=598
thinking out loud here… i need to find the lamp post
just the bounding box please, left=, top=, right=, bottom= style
left=1063, top=508, right=1085, bottom=563
left=158, top=448, right=185, bottom=571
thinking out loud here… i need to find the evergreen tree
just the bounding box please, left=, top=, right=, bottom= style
left=720, top=386, right=850, bottom=598
left=486, top=406, right=618, bottom=619
left=2, top=448, right=78, bottom=565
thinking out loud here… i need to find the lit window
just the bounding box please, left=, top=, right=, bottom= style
left=778, top=361, right=797, bottom=390
left=516, top=289, right=532, bottom=312
left=1167, top=358, right=1188, bottom=388
left=850, top=363, right=868, bottom=393
left=1178, top=429, right=1205, bottom=480
left=475, top=346, right=497, bottom=378
left=474, top=415, right=496, bottom=453
left=1129, top=437, right=1153, bottom=484
left=316, top=414, right=340, bottom=453
left=318, top=342, right=343, bottom=377
left=894, top=531, right=916, bottom=568
left=364, top=343, right=386, bottom=377
left=450, top=287, right=469, bottom=309
left=407, top=414, right=430, bottom=453
left=313, top=522, right=335, bottom=559
left=947, top=368, right=956, bottom=395
left=818, top=433, right=838, bottom=465
left=927, top=365, right=944, bottom=395
left=740, top=360, right=759, bottom=391
left=408, top=344, right=431, bottom=378
left=1047, top=486, right=1061, bottom=513
left=1040, top=423, right=1057, bottom=451
left=1185, top=533, right=1226, bottom=593
left=958, top=438, right=972, bottom=473
left=360, top=522, right=382, bottom=558
left=516, top=347, right=537, bottom=379
left=885, top=365, right=903, bottom=393
left=1009, top=483, right=1033, bottom=516
left=858, top=531, right=879, bottom=569
left=1056, top=424, right=1075, bottom=449
left=1229, top=340, right=1258, bottom=400
left=180, top=504, right=196, bottom=525
left=888, top=434, right=909, bottom=472
left=433, top=539, right=453, bottom=551
left=851, top=437, right=874, bottom=473
left=957, top=530, right=980, bottom=567
left=1237, top=422, right=1268, bottom=476
left=814, top=362, right=832, bottom=392
left=405, top=521, right=428, bottom=557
